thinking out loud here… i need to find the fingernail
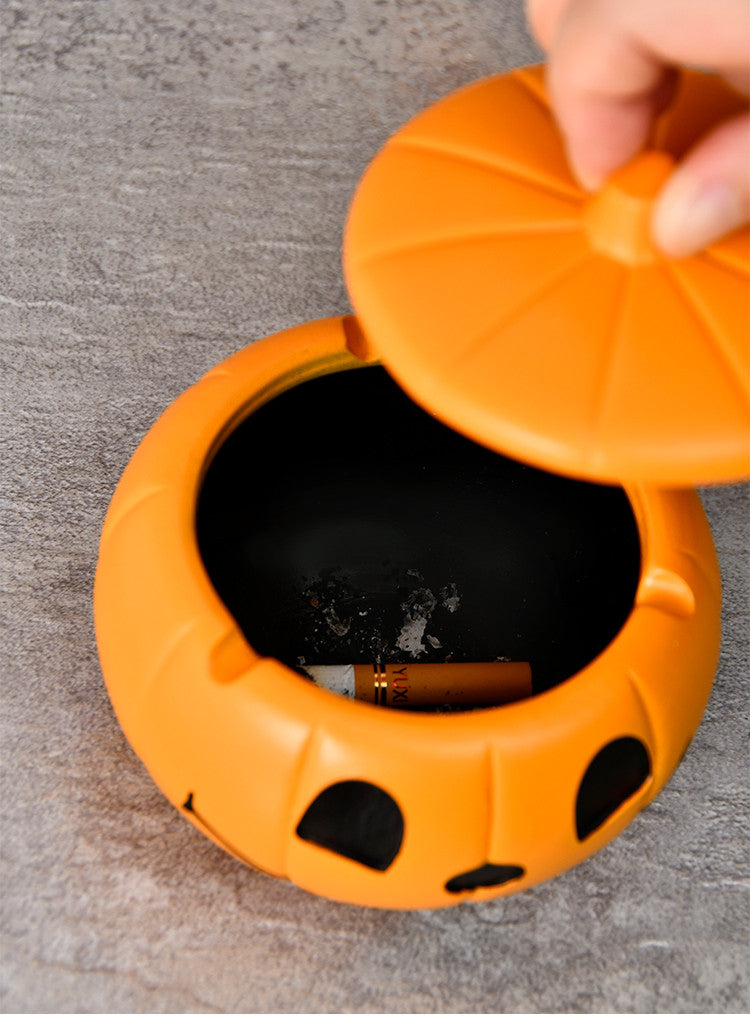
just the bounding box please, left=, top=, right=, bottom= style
left=653, top=176, right=745, bottom=258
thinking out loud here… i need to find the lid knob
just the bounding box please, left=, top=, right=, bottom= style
left=584, top=151, right=675, bottom=265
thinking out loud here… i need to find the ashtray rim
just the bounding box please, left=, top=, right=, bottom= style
left=94, top=314, right=721, bottom=909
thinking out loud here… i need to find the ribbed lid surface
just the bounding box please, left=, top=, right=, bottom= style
left=344, top=66, right=749, bottom=485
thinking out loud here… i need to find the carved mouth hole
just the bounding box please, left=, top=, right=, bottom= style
left=445, top=862, right=525, bottom=893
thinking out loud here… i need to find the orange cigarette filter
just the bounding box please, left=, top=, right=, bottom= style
left=305, top=661, right=533, bottom=708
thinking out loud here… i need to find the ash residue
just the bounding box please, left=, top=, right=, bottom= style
left=440, top=583, right=461, bottom=614
left=301, top=572, right=390, bottom=662
left=307, top=589, right=351, bottom=637
left=298, top=569, right=462, bottom=663
left=394, top=579, right=463, bottom=658
left=397, top=586, right=437, bottom=657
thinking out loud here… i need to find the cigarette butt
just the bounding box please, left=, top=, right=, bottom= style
left=303, top=661, right=532, bottom=709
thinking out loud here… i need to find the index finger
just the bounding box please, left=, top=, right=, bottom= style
left=544, top=0, right=749, bottom=187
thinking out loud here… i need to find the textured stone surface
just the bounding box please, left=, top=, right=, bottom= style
left=1, top=1, right=748, bottom=1012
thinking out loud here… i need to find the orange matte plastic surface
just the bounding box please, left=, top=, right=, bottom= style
left=94, top=316, right=721, bottom=909
left=344, top=66, right=750, bottom=486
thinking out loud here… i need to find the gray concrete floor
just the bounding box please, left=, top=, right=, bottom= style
left=1, top=1, right=748, bottom=1012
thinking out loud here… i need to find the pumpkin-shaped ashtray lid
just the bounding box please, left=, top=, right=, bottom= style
left=344, top=65, right=749, bottom=487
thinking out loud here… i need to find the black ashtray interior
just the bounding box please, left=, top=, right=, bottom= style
left=197, top=366, right=641, bottom=696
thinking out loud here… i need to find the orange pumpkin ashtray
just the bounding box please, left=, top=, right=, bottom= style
left=94, top=66, right=748, bottom=910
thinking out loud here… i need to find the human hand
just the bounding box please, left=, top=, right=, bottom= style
left=526, top=0, right=750, bottom=256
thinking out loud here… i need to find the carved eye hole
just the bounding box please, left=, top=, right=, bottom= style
left=296, top=780, right=404, bottom=871
left=576, top=737, right=651, bottom=840
left=445, top=862, right=525, bottom=894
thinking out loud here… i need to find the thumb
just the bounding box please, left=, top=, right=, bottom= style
left=652, top=111, right=750, bottom=257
